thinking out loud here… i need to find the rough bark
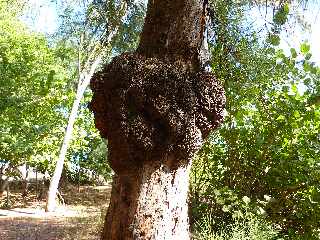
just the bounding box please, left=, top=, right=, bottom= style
left=90, top=0, right=226, bottom=239
left=137, top=0, right=210, bottom=70
left=103, top=156, right=192, bottom=239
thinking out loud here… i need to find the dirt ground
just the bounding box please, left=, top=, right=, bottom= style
left=0, top=185, right=111, bottom=240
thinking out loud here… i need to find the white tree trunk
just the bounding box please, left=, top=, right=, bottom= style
left=45, top=57, right=101, bottom=212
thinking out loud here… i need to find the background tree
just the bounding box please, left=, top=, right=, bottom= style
left=45, top=0, right=145, bottom=211
left=0, top=0, right=71, bottom=197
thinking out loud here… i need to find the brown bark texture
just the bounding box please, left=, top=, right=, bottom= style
left=90, top=0, right=226, bottom=239
left=0, top=178, right=8, bottom=197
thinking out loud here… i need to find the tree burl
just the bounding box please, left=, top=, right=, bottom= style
left=90, top=53, right=225, bottom=173
left=89, top=0, right=226, bottom=239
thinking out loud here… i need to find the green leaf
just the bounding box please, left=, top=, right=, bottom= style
left=303, top=61, right=312, bottom=72
left=283, top=4, right=290, bottom=14
left=300, top=42, right=310, bottom=54
left=290, top=48, right=297, bottom=58
left=276, top=115, right=285, bottom=121
left=273, top=4, right=289, bottom=25
left=293, top=110, right=300, bottom=118
left=267, top=34, right=280, bottom=46
left=305, top=53, right=312, bottom=60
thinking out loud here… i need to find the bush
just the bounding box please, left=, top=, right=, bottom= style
left=193, top=211, right=280, bottom=240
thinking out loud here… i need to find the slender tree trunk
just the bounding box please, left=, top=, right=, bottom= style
left=77, top=164, right=81, bottom=193
left=35, top=169, right=38, bottom=197
left=0, top=166, right=9, bottom=197
left=45, top=1, right=128, bottom=212
left=46, top=83, right=85, bottom=211
left=6, top=182, right=10, bottom=207
left=38, top=178, right=46, bottom=200
left=46, top=57, right=101, bottom=212
left=90, top=0, right=225, bottom=239
left=22, top=164, right=29, bottom=199
left=0, top=178, right=8, bottom=198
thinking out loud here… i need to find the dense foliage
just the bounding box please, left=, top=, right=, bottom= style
left=0, top=0, right=145, bottom=185
left=190, top=0, right=320, bottom=239
left=0, top=1, right=71, bottom=176
left=0, top=0, right=319, bottom=238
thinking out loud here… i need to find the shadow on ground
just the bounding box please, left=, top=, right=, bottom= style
left=0, top=185, right=111, bottom=240
left=0, top=216, right=102, bottom=240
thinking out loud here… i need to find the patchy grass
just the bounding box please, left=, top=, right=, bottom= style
left=0, top=184, right=111, bottom=240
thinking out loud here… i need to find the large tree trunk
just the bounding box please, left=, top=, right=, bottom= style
left=103, top=156, right=191, bottom=239
left=90, top=0, right=225, bottom=239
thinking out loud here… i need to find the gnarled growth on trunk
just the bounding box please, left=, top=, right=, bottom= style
left=90, top=0, right=226, bottom=239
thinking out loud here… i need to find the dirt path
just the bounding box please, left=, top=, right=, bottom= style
left=1, top=217, right=83, bottom=240
left=0, top=185, right=111, bottom=240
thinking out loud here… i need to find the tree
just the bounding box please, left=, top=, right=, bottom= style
left=90, top=0, right=225, bottom=239
left=0, top=0, right=70, bottom=196
left=45, top=0, right=145, bottom=211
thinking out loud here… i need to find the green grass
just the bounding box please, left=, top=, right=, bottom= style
left=193, top=213, right=281, bottom=240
